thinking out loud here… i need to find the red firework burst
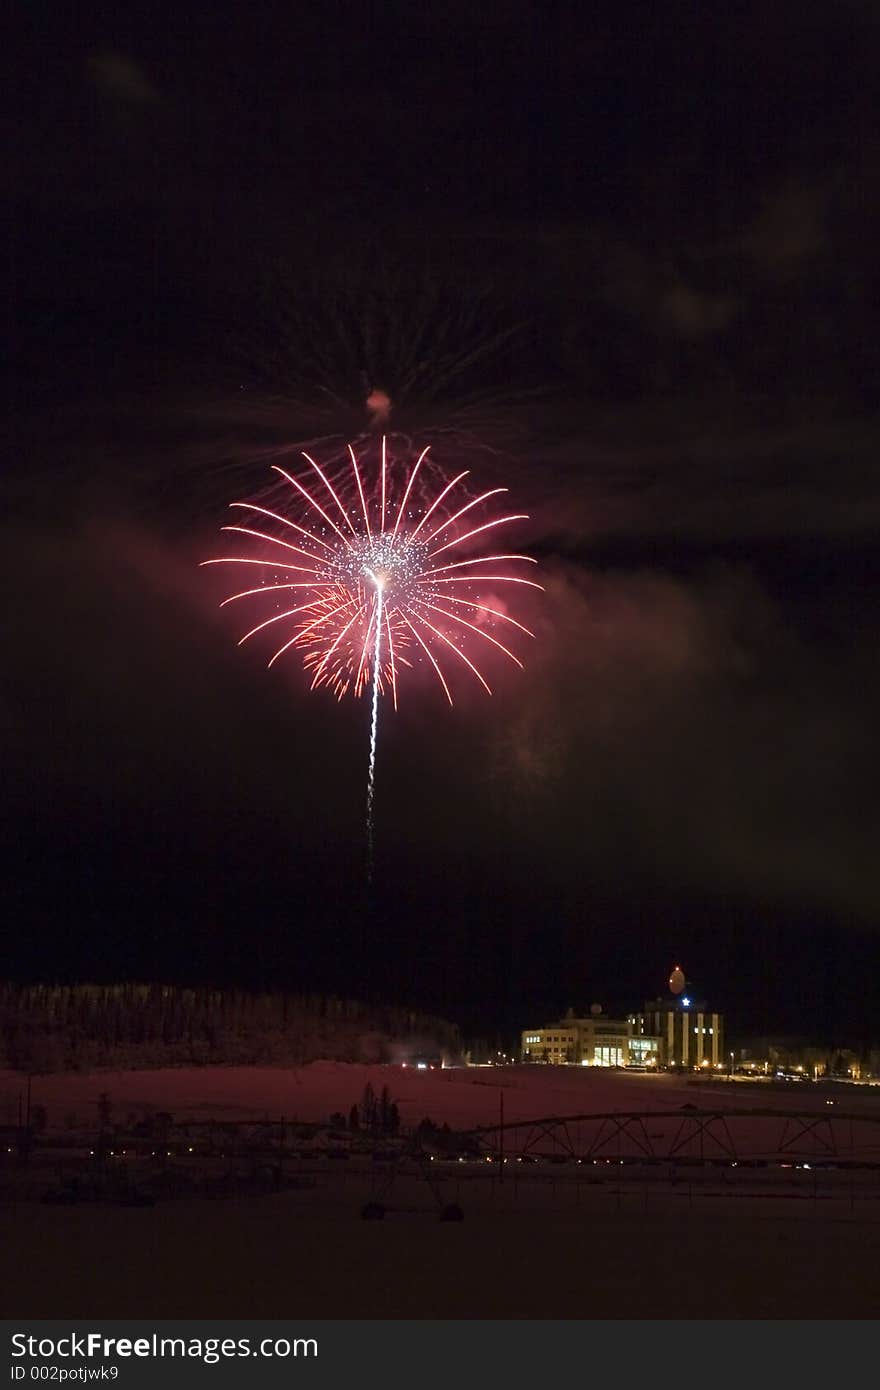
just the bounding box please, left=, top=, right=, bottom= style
left=202, top=438, right=541, bottom=705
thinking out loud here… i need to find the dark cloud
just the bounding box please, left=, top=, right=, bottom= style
left=526, top=414, right=880, bottom=546
left=740, top=182, right=829, bottom=274
left=88, top=51, right=161, bottom=108
left=487, top=563, right=878, bottom=920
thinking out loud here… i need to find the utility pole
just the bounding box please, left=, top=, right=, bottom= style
left=499, top=1090, right=505, bottom=1184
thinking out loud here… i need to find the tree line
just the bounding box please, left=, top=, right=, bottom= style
left=0, top=982, right=462, bottom=1073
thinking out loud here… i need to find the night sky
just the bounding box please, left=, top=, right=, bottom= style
left=5, top=3, right=880, bottom=1045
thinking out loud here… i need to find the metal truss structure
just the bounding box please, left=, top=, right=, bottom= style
left=472, top=1108, right=880, bottom=1166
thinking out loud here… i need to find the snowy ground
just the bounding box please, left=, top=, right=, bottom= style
left=4, top=1062, right=880, bottom=1160
left=4, top=1177, right=880, bottom=1318
left=4, top=1060, right=880, bottom=1131
left=4, top=1064, right=879, bottom=1317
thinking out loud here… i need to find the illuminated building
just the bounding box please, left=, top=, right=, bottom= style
left=522, top=969, right=724, bottom=1070
left=521, top=1007, right=633, bottom=1067
left=633, top=993, right=724, bottom=1069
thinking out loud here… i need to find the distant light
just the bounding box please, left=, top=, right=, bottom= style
left=581, top=1059, right=589, bottom=1067
left=681, top=996, right=691, bottom=1007
left=417, top=1063, right=427, bottom=1071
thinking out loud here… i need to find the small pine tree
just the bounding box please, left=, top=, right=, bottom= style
left=361, top=1083, right=377, bottom=1129
left=348, top=1103, right=360, bottom=1131
left=97, top=1092, right=113, bottom=1131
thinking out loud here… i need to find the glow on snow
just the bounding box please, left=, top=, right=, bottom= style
left=202, top=437, right=541, bottom=707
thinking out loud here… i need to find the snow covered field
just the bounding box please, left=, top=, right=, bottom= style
left=4, top=1064, right=880, bottom=1317
left=4, top=1179, right=880, bottom=1318
left=4, top=1059, right=704, bottom=1129
left=5, top=1060, right=880, bottom=1127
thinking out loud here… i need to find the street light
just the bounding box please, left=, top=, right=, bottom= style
left=728, top=1050, right=734, bottom=1080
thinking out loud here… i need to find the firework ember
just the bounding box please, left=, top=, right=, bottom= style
left=202, top=437, right=541, bottom=707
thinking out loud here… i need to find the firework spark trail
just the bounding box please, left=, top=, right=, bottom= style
left=203, top=437, right=541, bottom=877
left=364, top=569, right=384, bottom=880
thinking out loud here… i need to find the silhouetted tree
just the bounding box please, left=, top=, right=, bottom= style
left=361, top=1083, right=377, bottom=1129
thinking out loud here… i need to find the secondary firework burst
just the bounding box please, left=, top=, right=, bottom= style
left=202, top=437, right=541, bottom=705
left=202, top=437, right=541, bottom=871
left=184, top=248, right=544, bottom=518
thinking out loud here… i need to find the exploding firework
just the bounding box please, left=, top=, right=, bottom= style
left=243, top=252, right=534, bottom=442
left=202, top=437, right=541, bottom=705
left=175, top=248, right=547, bottom=518
left=202, top=438, right=541, bottom=874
